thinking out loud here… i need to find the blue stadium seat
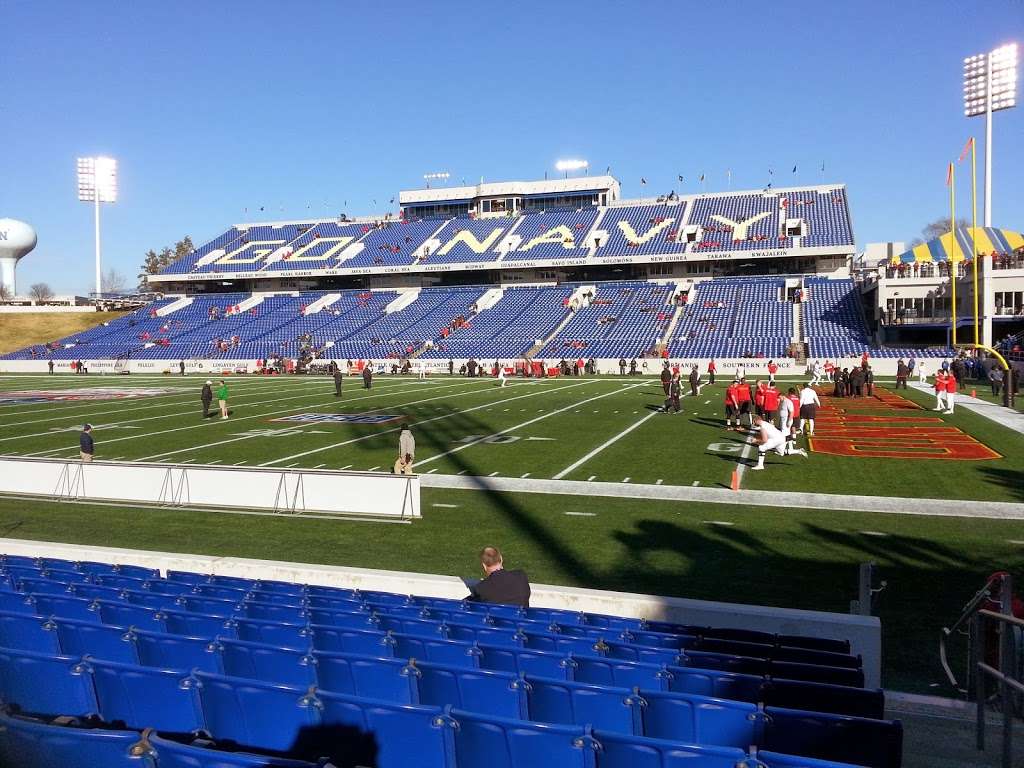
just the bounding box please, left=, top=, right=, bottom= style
left=0, top=647, right=97, bottom=717
left=0, top=610, right=60, bottom=653
left=590, top=729, right=748, bottom=768
left=122, top=589, right=183, bottom=611
left=0, top=711, right=154, bottom=768
left=135, top=630, right=222, bottom=674
left=313, top=651, right=414, bottom=703
left=639, top=689, right=758, bottom=748
left=307, top=607, right=377, bottom=629
left=524, top=677, right=638, bottom=734
left=478, top=644, right=572, bottom=680
left=94, top=575, right=149, bottom=591
left=31, top=595, right=99, bottom=623
left=317, top=690, right=451, bottom=768
left=89, top=658, right=204, bottom=734
left=96, top=601, right=166, bottom=632
left=253, top=579, right=307, bottom=597
left=0, top=591, right=36, bottom=614
left=162, top=609, right=234, bottom=639
left=192, top=584, right=250, bottom=601
left=168, top=571, right=211, bottom=585
left=664, top=665, right=764, bottom=704
left=179, top=596, right=239, bottom=618
left=55, top=619, right=138, bottom=664
left=219, top=638, right=317, bottom=687
left=310, top=625, right=392, bottom=656
left=763, top=706, right=903, bottom=768
left=768, top=661, right=864, bottom=689
left=194, top=672, right=321, bottom=755
left=75, top=561, right=120, bottom=576
left=142, top=580, right=194, bottom=596
left=762, top=678, right=885, bottom=719
left=249, top=591, right=307, bottom=606
left=70, top=584, right=127, bottom=602
left=114, top=565, right=159, bottom=580
left=17, top=577, right=74, bottom=595
left=234, top=617, right=309, bottom=648
left=306, top=595, right=364, bottom=611
left=449, top=708, right=592, bottom=768
left=148, top=732, right=320, bottom=767
left=572, top=657, right=668, bottom=691
left=416, top=660, right=525, bottom=719
left=241, top=601, right=307, bottom=623
left=393, top=634, right=481, bottom=668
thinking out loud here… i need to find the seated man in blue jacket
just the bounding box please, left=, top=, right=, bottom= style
left=467, top=546, right=531, bottom=608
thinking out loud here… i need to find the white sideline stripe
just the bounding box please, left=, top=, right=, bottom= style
left=206, top=459, right=221, bottom=465
left=552, top=407, right=658, bottom=480
left=340, top=465, right=352, bottom=470
left=313, top=464, right=325, bottom=469
left=41, top=380, right=487, bottom=461
left=426, top=468, right=438, bottom=474
left=232, top=461, right=247, bottom=465
left=521, top=473, right=531, bottom=478
left=368, top=466, right=380, bottom=472
left=488, top=472, right=499, bottom=477
left=258, top=380, right=591, bottom=467
left=413, top=383, right=643, bottom=470
left=587, top=475, right=596, bottom=481
left=735, top=431, right=756, bottom=487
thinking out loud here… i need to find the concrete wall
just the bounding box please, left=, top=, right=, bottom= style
left=0, top=537, right=882, bottom=687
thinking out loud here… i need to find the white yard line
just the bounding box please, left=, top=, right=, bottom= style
left=735, top=431, right=757, bottom=487
left=552, top=407, right=659, bottom=480
left=258, top=380, right=591, bottom=467
left=27, top=380, right=486, bottom=459
left=412, top=383, right=643, bottom=471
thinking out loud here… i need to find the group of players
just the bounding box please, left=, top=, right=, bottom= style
left=723, top=377, right=815, bottom=471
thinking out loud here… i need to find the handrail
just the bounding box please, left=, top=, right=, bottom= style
left=972, top=574, right=1017, bottom=768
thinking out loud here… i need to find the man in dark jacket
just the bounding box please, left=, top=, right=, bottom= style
left=467, top=546, right=530, bottom=608
left=660, top=363, right=672, bottom=396
left=333, top=367, right=344, bottom=397
left=79, top=424, right=95, bottom=462
left=200, top=381, right=213, bottom=418
left=895, top=359, right=909, bottom=389
left=689, top=365, right=700, bottom=396
left=362, top=364, right=373, bottom=389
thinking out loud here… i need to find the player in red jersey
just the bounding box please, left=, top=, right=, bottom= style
left=763, top=384, right=781, bottom=427
left=724, top=380, right=741, bottom=430
left=943, top=372, right=958, bottom=414
left=735, top=378, right=753, bottom=428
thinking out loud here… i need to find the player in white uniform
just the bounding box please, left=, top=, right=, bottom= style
left=810, top=360, right=823, bottom=386
left=798, top=384, right=821, bottom=435
left=752, top=414, right=806, bottom=470
left=497, top=365, right=507, bottom=387
left=778, top=388, right=798, bottom=454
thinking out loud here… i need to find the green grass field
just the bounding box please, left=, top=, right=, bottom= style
left=0, top=371, right=1022, bottom=692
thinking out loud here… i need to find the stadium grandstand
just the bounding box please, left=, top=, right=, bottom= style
left=2, top=178, right=969, bottom=372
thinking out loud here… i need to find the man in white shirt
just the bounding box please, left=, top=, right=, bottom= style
left=810, top=360, right=823, bottom=386
left=752, top=414, right=806, bottom=470
left=798, top=383, right=821, bottom=436
left=778, top=387, right=798, bottom=454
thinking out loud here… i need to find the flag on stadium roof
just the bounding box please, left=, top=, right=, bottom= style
left=889, top=227, right=1024, bottom=264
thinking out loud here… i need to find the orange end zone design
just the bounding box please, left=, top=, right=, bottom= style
left=808, top=387, right=1002, bottom=461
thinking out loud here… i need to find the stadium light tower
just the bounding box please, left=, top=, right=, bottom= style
left=555, top=159, right=589, bottom=178
left=423, top=172, right=450, bottom=188
left=963, top=43, right=1017, bottom=226
left=77, top=157, right=118, bottom=298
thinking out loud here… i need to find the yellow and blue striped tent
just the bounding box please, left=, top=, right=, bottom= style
left=890, top=227, right=1023, bottom=264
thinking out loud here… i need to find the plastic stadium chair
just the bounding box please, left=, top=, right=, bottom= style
left=392, top=634, right=481, bottom=669
left=310, top=625, right=392, bottom=656
left=306, top=595, right=364, bottom=611
left=768, top=661, right=864, bottom=689
left=95, top=601, right=166, bottom=632
left=591, top=728, right=749, bottom=768
left=94, top=574, right=149, bottom=591
left=0, top=711, right=154, bottom=768
left=16, top=577, right=74, bottom=596
left=0, top=610, right=60, bottom=653
left=248, top=591, right=307, bottom=606
left=141, top=580, right=194, bottom=596
left=70, top=584, right=127, bottom=602
left=317, top=690, right=451, bottom=768
left=477, top=644, right=572, bottom=680
left=113, top=565, right=160, bottom=580
left=253, top=579, right=307, bottom=597
left=74, top=561, right=121, bottom=577
left=639, top=689, right=758, bottom=748
left=148, top=732, right=320, bottom=767
left=179, top=596, right=240, bottom=618
left=193, top=672, right=321, bottom=755
left=241, top=601, right=308, bottom=624
left=572, top=656, right=668, bottom=691
left=219, top=638, right=318, bottom=687
left=162, top=610, right=234, bottom=639
left=55, top=619, right=138, bottom=664
left=0, top=647, right=97, bottom=718
left=88, top=657, right=204, bottom=734
left=234, top=617, right=309, bottom=648
left=193, top=584, right=251, bottom=601
left=449, top=707, right=592, bottom=768
left=31, top=595, right=99, bottom=623
left=314, top=651, right=414, bottom=704
left=664, top=665, right=764, bottom=703
left=167, top=571, right=212, bottom=585
left=524, top=677, right=639, bottom=734
left=416, top=660, right=525, bottom=719
left=0, top=591, right=36, bottom=614
left=761, top=678, right=885, bottom=720
left=307, top=608, right=377, bottom=630
left=122, top=589, right=183, bottom=611
left=763, top=706, right=903, bottom=768
left=135, top=630, right=222, bottom=674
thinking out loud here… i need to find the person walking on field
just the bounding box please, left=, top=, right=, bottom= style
left=933, top=371, right=948, bottom=411
left=179, top=360, right=186, bottom=376
left=943, top=371, right=958, bottom=414
left=362, top=365, right=373, bottom=389
left=79, top=424, right=95, bottom=462
left=767, top=360, right=778, bottom=386
left=707, top=359, right=716, bottom=385
left=895, top=359, right=909, bottom=389
left=664, top=373, right=682, bottom=413
left=394, top=424, right=416, bottom=475
left=48, top=360, right=54, bottom=375
left=660, top=363, right=672, bottom=396
left=216, top=380, right=230, bottom=420
left=333, top=366, right=344, bottom=397
left=689, top=365, right=700, bottom=397
left=798, top=382, right=821, bottom=436
left=497, top=365, right=507, bottom=387
left=201, top=380, right=213, bottom=418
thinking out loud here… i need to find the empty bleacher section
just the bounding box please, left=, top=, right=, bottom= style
left=421, top=286, right=574, bottom=360
left=803, top=278, right=872, bottom=359
left=538, top=282, right=674, bottom=359
left=670, top=278, right=791, bottom=359
left=0, top=553, right=900, bottom=767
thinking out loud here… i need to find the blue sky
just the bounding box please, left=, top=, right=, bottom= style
left=1, top=0, right=1021, bottom=294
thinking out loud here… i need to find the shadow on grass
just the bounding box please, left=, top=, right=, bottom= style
left=978, top=467, right=1024, bottom=502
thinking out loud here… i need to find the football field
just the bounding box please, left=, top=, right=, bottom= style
left=0, top=371, right=1023, bottom=692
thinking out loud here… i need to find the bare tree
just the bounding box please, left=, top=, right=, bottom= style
left=28, top=283, right=54, bottom=302
left=101, top=268, right=128, bottom=295
left=918, top=217, right=970, bottom=243
left=0, top=284, right=12, bottom=301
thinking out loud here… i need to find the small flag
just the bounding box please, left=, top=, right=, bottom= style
left=792, top=165, right=797, bottom=174
left=958, top=137, right=974, bottom=163
left=820, top=161, right=825, bottom=173
left=640, top=177, right=647, bottom=185
left=677, top=174, right=683, bottom=182
left=606, top=165, right=611, bottom=174
left=726, top=169, right=732, bottom=179
left=945, top=162, right=953, bottom=187
left=768, top=168, right=774, bottom=176
left=699, top=173, right=705, bottom=183
left=389, top=197, right=395, bottom=204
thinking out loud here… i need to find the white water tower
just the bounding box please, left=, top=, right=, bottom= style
left=0, top=219, right=37, bottom=297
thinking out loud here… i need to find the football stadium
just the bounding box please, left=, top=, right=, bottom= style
left=0, top=5, right=1022, bottom=767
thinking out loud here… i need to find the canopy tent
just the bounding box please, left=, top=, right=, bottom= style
left=889, top=227, right=1023, bottom=265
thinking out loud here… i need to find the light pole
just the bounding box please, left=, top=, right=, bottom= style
left=963, top=43, right=1017, bottom=227
left=422, top=172, right=450, bottom=189
left=77, top=157, right=118, bottom=299
left=555, top=159, right=589, bottom=179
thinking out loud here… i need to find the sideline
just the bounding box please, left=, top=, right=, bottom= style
left=911, top=382, right=1024, bottom=436
left=418, top=473, right=1024, bottom=520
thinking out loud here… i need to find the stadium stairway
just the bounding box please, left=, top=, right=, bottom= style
left=0, top=554, right=901, bottom=768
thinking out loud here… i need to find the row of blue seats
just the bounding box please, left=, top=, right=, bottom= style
left=0, top=646, right=900, bottom=767
left=0, top=585, right=861, bottom=673
left=0, top=611, right=879, bottom=718
left=0, top=707, right=868, bottom=768
left=0, top=557, right=852, bottom=654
